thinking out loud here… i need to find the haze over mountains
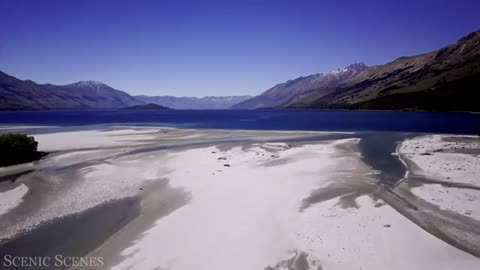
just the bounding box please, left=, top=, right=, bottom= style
left=1, top=29, right=479, bottom=111
left=135, top=95, right=252, bottom=109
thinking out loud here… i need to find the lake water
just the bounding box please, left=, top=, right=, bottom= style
left=0, top=109, right=479, bottom=134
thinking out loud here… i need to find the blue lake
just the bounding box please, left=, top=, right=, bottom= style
left=0, top=109, right=479, bottom=134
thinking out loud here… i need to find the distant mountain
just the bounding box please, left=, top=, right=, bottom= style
left=284, top=30, right=480, bottom=111
left=0, top=72, right=143, bottom=110
left=232, top=63, right=368, bottom=109
left=135, top=95, right=252, bottom=109
left=122, top=103, right=170, bottom=110
left=0, top=70, right=249, bottom=110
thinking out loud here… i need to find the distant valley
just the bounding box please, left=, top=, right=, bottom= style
left=135, top=95, right=252, bottom=110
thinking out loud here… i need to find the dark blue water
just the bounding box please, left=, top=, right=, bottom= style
left=0, top=109, right=479, bottom=134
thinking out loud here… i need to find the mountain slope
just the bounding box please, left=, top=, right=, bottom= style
left=62, top=81, right=143, bottom=108
left=286, top=30, right=480, bottom=111
left=0, top=72, right=142, bottom=110
left=135, top=95, right=252, bottom=109
left=232, top=63, right=367, bottom=109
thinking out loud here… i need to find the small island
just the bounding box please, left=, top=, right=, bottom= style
left=122, top=103, right=171, bottom=110
left=0, top=133, right=47, bottom=167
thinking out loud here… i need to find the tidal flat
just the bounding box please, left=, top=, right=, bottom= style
left=0, top=126, right=479, bottom=270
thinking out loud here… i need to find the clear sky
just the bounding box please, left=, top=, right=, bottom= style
left=0, top=0, right=479, bottom=97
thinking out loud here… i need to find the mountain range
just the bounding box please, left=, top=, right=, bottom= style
left=0, top=71, right=250, bottom=110
left=237, top=29, right=480, bottom=111
left=135, top=95, right=252, bottom=109
left=1, top=29, right=479, bottom=112
left=0, top=72, right=142, bottom=110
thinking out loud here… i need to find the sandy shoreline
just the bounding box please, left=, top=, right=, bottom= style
left=392, top=134, right=480, bottom=257
left=0, top=126, right=479, bottom=269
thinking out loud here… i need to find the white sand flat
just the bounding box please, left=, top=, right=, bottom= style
left=0, top=184, right=29, bottom=217
left=399, top=135, right=480, bottom=221
left=112, top=139, right=479, bottom=270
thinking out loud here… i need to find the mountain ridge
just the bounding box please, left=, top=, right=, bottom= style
left=232, top=63, right=368, bottom=109
left=267, top=30, right=480, bottom=111
left=0, top=71, right=143, bottom=110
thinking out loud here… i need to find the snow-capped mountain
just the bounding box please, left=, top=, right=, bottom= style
left=66, top=80, right=109, bottom=91
left=232, top=63, right=368, bottom=109
left=62, top=80, right=143, bottom=108
left=286, top=30, right=480, bottom=111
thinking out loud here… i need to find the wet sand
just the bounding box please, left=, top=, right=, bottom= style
left=0, top=126, right=479, bottom=270
left=391, top=134, right=480, bottom=257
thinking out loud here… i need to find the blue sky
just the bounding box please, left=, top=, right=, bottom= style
left=0, top=0, right=479, bottom=97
